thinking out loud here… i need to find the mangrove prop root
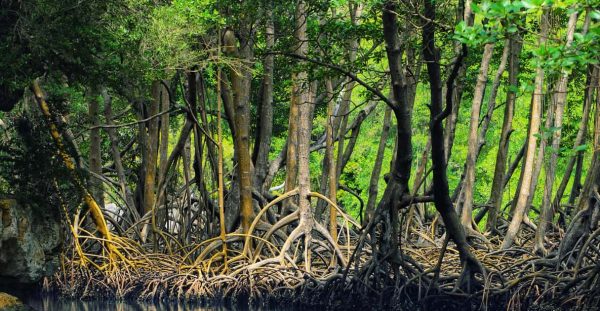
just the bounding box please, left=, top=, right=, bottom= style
left=32, top=79, right=126, bottom=266
left=49, top=215, right=600, bottom=310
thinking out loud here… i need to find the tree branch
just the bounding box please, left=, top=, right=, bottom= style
left=274, top=52, right=395, bottom=109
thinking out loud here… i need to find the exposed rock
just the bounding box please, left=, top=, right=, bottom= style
left=0, top=198, right=62, bottom=284
left=0, top=292, right=32, bottom=311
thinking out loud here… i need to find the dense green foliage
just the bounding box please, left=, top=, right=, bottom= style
left=1, top=0, right=599, bottom=223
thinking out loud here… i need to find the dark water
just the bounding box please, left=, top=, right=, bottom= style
left=23, top=296, right=234, bottom=311
left=4, top=287, right=279, bottom=311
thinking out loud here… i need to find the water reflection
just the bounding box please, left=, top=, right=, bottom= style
left=23, top=294, right=242, bottom=311
left=10, top=289, right=258, bottom=311
left=2, top=286, right=303, bottom=311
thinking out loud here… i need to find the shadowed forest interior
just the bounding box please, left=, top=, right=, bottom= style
left=0, top=0, right=599, bottom=310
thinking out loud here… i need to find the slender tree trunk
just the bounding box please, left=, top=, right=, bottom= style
left=334, top=3, right=362, bottom=189
left=501, top=7, right=549, bottom=250
left=155, top=119, right=194, bottom=216
left=317, top=100, right=377, bottom=218
left=334, top=91, right=351, bottom=187
left=460, top=42, right=495, bottom=230
left=475, top=138, right=526, bottom=225
left=372, top=1, right=413, bottom=266
left=556, top=81, right=600, bottom=262
left=223, top=29, right=254, bottom=233
left=184, top=71, right=205, bottom=194
left=283, top=96, right=299, bottom=214
left=261, top=79, right=347, bottom=194
left=216, top=39, right=228, bottom=267
left=135, top=97, right=147, bottom=216
left=326, top=81, right=338, bottom=243
left=504, top=143, right=526, bottom=189
left=534, top=11, right=580, bottom=254
left=315, top=80, right=337, bottom=220
left=443, top=74, right=465, bottom=163
left=32, top=80, right=120, bottom=259
left=158, top=80, right=170, bottom=211
left=422, top=0, right=481, bottom=289
left=487, top=36, right=522, bottom=232
left=554, top=53, right=597, bottom=223
left=443, top=0, right=471, bottom=163
left=575, top=60, right=600, bottom=215
left=292, top=0, right=316, bottom=272
left=340, top=103, right=376, bottom=171
left=253, top=5, right=274, bottom=191
left=195, top=73, right=219, bottom=203
left=87, top=87, right=104, bottom=208
left=141, top=82, right=161, bottom=242
left=187, top=72, right=203, bottom=241
left=524, top=84, right=555, bottom=213
left=364, top=107, right=392, bottom=225
left=477, top=41, right=510, bottom=152
left=102, top=90, right=138, bottom=220
left=407, top=139, right=432, bottom=229
left=144, top=83, right=161, bottom=216
left=567, top=152, right=584, bottom=206
left=181, top=131, right=192, bottom=240
left=454, top=40, right=510, bottom=224
left=219, top=72, right=237, bottom=137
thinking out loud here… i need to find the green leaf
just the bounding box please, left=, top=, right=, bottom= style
left=521, top=0, right=537, bottom=9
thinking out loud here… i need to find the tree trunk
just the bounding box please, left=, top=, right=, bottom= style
left=556, top=82, right=600, bottom=263
left=292, top=0, right=316, bottom=272
left=554, top=52, right=597, bottom=223
left=487, top=36, right=522, bottom=232
left=332, top=4, right=362, bottom=199
left=567, top=152, right=584, bottom=206
left=326, top=80, right=338, bottom=242
left=216, top=44, right=228, bottom=258
left=283, top=97, right=299, bottom=215
left=454, top=40, right=510, bottom=225
left=223, top=29, right=254, bottom=234
left=219, top=71, right=237, bottom=137
left=443, top=72, right=465, bottom=163
left=364, top=107, right=392, bottom=225
left=460, top=42, right=495, bottom=230
left=87, top=87, right=104, bottom=208
left=141, top=82, right=161, bottom=242
left=422, top=0, right=482, bottom=290
left=261, top=79, right=346, bottom=193
left=102, top=90, right=138, bottom=220
left=501, top=7, right=549, bottom=250
left=195, top=72, right=219, bottom=202
left=534, top=11, right=580, bottom=254
left=252, top=5, right=275, bottom=191
left=158, top=80, right=170, bottom=211
left=32, top=80, right=120, bottom=259
left=371, top=1, right=413, bottom=267
left=315, top=80, right=337, bottom=221
left=340, top=102, right=376, bottom=171
left=476, top=41, right=509, bottom=153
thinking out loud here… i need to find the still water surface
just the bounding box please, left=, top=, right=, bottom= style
left=11, top=289, right=295, bottom=311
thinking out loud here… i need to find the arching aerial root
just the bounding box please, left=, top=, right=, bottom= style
left=48, top=214, right=600, bottom=310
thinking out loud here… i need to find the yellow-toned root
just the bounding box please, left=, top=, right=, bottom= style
left=32, top=79, right=125, bottom=268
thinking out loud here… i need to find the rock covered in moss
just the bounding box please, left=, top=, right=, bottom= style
left=0, top=199, right=62, bottom=284
left=0, top=292, right=33, bottom=311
